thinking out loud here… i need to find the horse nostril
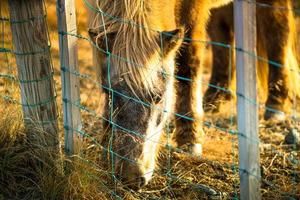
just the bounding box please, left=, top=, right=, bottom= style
left=139, top=176, right=146, bottom=187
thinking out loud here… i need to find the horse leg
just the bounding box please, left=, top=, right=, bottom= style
left=174, top=33, right=205, bottom=156
left=204, top=4, right=234, bottom=112
left=263, top=6, right=291, bottom=121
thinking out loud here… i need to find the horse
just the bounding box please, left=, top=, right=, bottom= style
left=87, top=0, right=232, bottom=189
left=204, top=0, right=300, bottom=121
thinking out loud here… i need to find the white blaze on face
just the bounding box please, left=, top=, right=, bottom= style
left=138, top=55, right=176, bottom=184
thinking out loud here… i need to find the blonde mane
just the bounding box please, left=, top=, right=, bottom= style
left=91, top=0, right=162, bottom=96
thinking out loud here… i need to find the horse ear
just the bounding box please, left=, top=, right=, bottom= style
left=88, top=28, right=100, bottom=43
left=160, top=28, right=184, bottom=56
left=88, top=28, right=117, bottom=49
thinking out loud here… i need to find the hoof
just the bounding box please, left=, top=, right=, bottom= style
left=264, top=109, right=286, bottom=122
left=191, top=143, right=203, bottom=156
left=203, top=103, right=219, bottom=113
left=179, top=143, right=203, bottom=157
left=284, top=129, right=300, bottom=145
left=173, top=124, right=205, bottom=157
left=203, top=88, right=232, bottom=113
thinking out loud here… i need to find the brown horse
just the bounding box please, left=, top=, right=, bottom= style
left=204, top=0, right=299, bottom=121
left=87, top=0, right=232, bottom=189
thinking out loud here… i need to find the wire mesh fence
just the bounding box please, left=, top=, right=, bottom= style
left=0, top=0, right=299, bottom=199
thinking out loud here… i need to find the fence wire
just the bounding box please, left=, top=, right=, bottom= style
left=0, top=0, right=299, bottom=199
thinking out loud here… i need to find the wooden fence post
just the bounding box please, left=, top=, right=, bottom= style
left=9, top=0, right=58, bottom=149
left=57, top=0, right=82, bottom=155
left=234, top=0, right=261, bottom=199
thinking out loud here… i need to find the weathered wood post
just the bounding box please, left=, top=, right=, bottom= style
left=8, top=0, right=58, bottom=149
left=57, top=0, right=82, bottom=155
left=234, top=0, right=261, bottom=199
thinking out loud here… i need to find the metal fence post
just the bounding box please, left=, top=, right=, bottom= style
left=234, top=0, right=261, bottom=199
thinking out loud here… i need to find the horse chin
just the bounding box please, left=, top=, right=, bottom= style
left=112, top=129, right=159, bottom=190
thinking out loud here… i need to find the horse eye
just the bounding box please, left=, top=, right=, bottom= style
left=98, top=32, right=117, bottom=50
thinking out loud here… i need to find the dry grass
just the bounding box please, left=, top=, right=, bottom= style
left=0, top=106, right=65, bottom=199
left=0, top=105, right=299, bottom=199
left=0, top=106, right=126, bottom=200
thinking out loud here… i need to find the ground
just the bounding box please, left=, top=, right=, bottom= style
left=0, top=1, right=299, bottom=199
